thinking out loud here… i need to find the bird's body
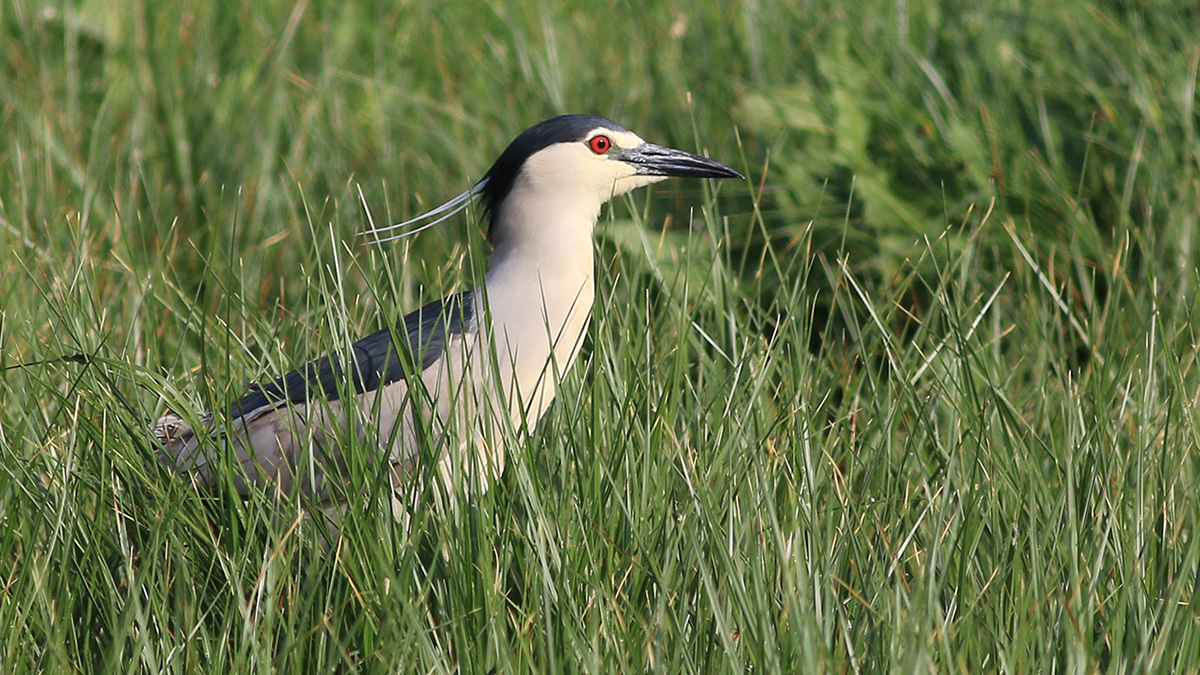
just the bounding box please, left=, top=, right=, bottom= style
left=155, top=115, right=740, bottom=505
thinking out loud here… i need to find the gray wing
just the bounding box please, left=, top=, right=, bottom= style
left=227, top=290, right=475, bottom=421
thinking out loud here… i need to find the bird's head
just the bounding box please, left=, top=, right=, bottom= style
left=362, top=115, right=741, bottom=246
left=479, top=115, right=742, bottom=244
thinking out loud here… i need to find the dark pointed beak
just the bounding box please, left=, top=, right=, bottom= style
left=619, top=143, right=744, bottom=180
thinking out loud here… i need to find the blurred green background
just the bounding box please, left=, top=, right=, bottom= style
left=3, top=0, right=1200, bottom=671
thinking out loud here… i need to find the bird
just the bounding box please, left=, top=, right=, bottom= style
left=154, top=114, right=742, bottom=508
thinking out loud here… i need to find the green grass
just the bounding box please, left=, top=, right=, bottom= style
left=3, top=0, right=1200, bottom=671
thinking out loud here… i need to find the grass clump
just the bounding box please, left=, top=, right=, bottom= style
left=2, top=0, right=1200, bottom=671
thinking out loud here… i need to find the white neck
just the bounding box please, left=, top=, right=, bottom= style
left=487, top=190, right=598, bottom=278
left=478, top=191, right=601, bottom=418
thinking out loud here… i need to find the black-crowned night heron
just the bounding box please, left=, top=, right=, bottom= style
left=155, top=114, right=741, bottom=505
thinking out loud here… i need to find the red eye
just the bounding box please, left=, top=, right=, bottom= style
left=588, top=135, right=611, bottom=154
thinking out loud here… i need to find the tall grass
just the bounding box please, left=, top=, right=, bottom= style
left=3, top=0, right=1200, bottom=671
